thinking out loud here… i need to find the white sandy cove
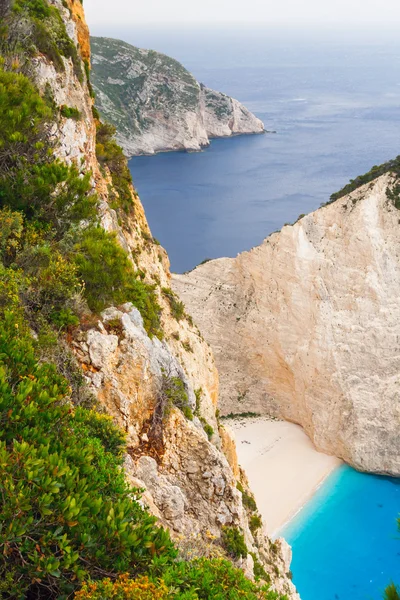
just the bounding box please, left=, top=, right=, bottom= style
left=227, top=418, right=342, bottom=537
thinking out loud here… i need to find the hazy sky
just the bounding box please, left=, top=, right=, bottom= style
left=84, top=0, right=400, bottom=28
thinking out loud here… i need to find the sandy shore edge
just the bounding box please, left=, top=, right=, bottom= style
left=226, top=417, right=342, bottom=536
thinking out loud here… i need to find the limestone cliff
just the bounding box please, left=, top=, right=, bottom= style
left=12, top=0, right=297, bottom=596
left=173, top=175, right=400, bottom=476
left=90, top=36, right=265, bottom=156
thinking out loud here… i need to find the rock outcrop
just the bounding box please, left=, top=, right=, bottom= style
left=173, top=175, right=400, bottom=476
left=18, top=1, right=297, bottom=596
left=90, top=36, right=265, bottom=156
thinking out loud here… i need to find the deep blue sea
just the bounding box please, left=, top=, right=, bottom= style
left=281, top=466, right=400, bottom=600
left=119, top=27, right=400, bottom=272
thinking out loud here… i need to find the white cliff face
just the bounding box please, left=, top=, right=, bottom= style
left=173, top=175, right=400, bottom=476
left=90, top=37, right=265, bottom=157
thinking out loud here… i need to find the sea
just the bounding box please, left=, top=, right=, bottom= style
left=116, top=26, right=400, bottom=273
left=90, top=24, right=400, bottom=598
left=281, top=466, right=400, bottom=600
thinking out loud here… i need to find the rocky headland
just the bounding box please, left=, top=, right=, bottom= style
left=90, top=36, right=265, bottom=156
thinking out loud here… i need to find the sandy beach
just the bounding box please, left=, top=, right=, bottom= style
left=227, top=418, right=341, bottom=536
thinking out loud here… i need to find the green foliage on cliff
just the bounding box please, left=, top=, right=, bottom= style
left=75, top=558, right=285, bottom=599
left=162, top=287, right=185, bottom=321
left=0, top=306, right=176, bottom=598
left=11, top=0, right=83, bottom=80
left=96, top=121, right=135, bottom=213
left=328, top=155, right=400, bottom=203
left=0, top=66, right=161, bottom=338
left=0, top=297, right=285, bottom=598
left=221, top=526, right=248, bottom=559
left=385, top=584, right=400, bottom=600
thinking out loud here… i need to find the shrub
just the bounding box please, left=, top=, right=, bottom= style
left=0, top=69, right=97, bottom=235
left=221, top=526, right=248, bottom=559
left=0, top=309, right=176, bottom=598
left=75, top=575, right=169, bottom=600
left=96, top=122, right=134, bottom=213
left=0, top=207, right=23, bottom=265
left=159, top=557, right=282, bottom=599
left=72, top=226, right=162, bottom=337
left=249, top=514, right=263, bottom=535
left=60, top=104, right=81, bottom=120
left=385, top=583, right=400, bottom=600
left=250, top=552, right=271, bottom=584
left=162, top=287, right=185, bottom=321
left=201, top=420, right=214, bottom=440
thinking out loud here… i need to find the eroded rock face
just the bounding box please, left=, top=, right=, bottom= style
left=75, top=307, right=298, bottom=599
left=90, top=36, right=264, bottom=156
left=173, top=175, right=400, bottom=476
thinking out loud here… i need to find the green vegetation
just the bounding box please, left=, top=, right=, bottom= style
left=221, top=526, right=248, bottom=559
left=161, top=374, right=193, bottom=421
left=96, top=122, right=135, bottom=213
left=10, top=0, right=83, bottom=80
left=60, top=104, right=81, bottom=119
left=0, top=306, right=175, bottom=598
left=162, top=287, right=185, bottom=321
left=0, top=67, right=162, bottom=338
left=250, top=552, right=271, bottom=584
left=0, top=276, right=285, bottom=599
left=385, top=583, right=400, bottom=600
left=221, top=412, right=261, bottom=420
left=75, top=559, right=285, bottom=599
left=328, top=155, right=400, bottom=203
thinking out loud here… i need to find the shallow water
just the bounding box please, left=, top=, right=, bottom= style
left=281, top=465, right=400, bottom=600
left=127, top=28, right=400, bottom=272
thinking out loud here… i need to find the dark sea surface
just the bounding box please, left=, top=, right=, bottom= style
left=120, top=28, right=400, bottom=272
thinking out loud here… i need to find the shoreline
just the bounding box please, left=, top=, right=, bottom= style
left=227, top=417, right=342, bottom=537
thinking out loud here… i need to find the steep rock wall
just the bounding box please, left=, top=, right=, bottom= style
left=173, top=176, right=400, bottom=476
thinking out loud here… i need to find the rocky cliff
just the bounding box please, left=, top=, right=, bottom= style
left=1, top=0, right=296, bottom=596
left=90, top=36, right=265, bottom=156
left=173, top=174, right=400, bottom=476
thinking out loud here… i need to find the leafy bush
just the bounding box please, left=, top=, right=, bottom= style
left=0, top=309, right=176, bottom=598
left=162, top=287, right=185, bottom=321
left=159, top=557, right=282, bottom=599
left=250, top=552, right=271, bottom=584
left=385, top=583, right=400, bottom=600
left=249, top=514, right=263, bottom=535
left=72, top=226, right=162, bottom=337
left=0, top=69, right=97, bottom=235
left=75, top=575, right=169, bottom=600
left=75, top=559, right=284, bottom=600
left=221, top=526, right=248, bottom=559
left=60, top=104, right=81, bottom=119
left=161, top=374, right=193, bottom=420
left=96, top=122, right=134, bottom=213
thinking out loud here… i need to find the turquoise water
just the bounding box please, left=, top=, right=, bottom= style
left=281, top=465, right=400, bottom=600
